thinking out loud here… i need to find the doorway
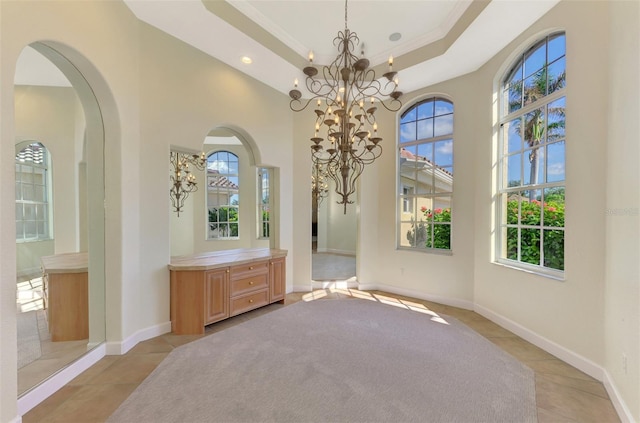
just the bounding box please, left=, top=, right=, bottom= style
left=311, top=176, right=357, bottom=285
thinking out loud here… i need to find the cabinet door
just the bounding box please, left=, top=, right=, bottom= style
left=269, top=257, right=286, bottom=302
left=205, top=269, right=229, bottom=324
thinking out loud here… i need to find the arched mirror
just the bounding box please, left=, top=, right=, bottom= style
left=15, top=44, right=106, bottom=396
left=170, top=128, right=275, bottom=256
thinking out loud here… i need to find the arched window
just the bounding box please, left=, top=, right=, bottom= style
left=207, top=151, right=239, bottom=239
left=398, top=97, right=453, bottom=251
left=16, top=141, right=51, bottom=241
left=497, top=32, right=566, bottom=274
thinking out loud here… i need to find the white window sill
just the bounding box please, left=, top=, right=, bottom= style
left=493, top=260, right=565, bottom=281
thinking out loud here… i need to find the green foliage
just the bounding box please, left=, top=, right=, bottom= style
left=506, top=197, right=565, bottom=270
left=208, top=206, right=239, bottom=237
left=261, top=210, right=270, bottom=238
left=424, top=208, right=451, bottom=249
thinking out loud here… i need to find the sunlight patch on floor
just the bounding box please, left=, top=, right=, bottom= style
left=302, top=288, right=449, bottom=324
left=16, top=276, right=45, bottom=313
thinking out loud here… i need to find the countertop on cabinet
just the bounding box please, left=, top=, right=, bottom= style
left=41, top=252, right=88, bottom=274
left=168, top=248, right=287, bottom=271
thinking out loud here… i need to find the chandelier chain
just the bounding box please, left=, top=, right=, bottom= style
left=344, top=0, right=348, bottom=32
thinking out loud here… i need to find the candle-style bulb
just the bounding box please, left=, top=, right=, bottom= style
left=373, top=122, right=378, bottom=132
left=308, top=51, right=314, bottom=63
left=294, top=78, right=298, bottom=87
left=388, top=55, right=393, bottom=71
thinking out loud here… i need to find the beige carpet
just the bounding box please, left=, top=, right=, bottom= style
left=108, top=299, right=536, bottom=422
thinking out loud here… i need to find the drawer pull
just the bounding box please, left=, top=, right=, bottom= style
left=249, top=281, right=254, bottom=285
left=249, top=299, right=254, bottom=303
left=249, top=266, right=254, bottom=270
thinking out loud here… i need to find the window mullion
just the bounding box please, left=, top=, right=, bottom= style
left=500, top=88, right=566, bottom=126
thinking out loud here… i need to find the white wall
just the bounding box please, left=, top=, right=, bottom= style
left=604, top=1, right=640, bottom=420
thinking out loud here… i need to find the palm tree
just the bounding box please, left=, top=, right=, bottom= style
left=509, top=67, right=565, bottom=201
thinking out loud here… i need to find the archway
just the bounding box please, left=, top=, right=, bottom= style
left=170, top=125, right=279, bottom=256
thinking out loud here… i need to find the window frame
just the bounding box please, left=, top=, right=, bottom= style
left=397, top=96, right=454, bottom=253
left=495, top=31, right=566, bottom=278
left=257, top=167, right=271, bottom=240
left=15, top=141, right=52, bottom=243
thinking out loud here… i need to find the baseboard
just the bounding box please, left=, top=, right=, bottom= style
left=474, top=303, right=603, bottom=379
left=603, top=370, right=636, bottom=423
left=475, top=303, right=635, bottom=423
left=18, top=343, right=106, bottom=417
left=106, top=321, right=172, bottom=355
left=358, top=282, right=474, bottom=310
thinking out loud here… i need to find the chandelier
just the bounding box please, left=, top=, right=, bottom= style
left=311, top=162, right=330, bottom=207
left=169, top=151, right=206, bottom=216
left=289, top=0, right=402, bottom=213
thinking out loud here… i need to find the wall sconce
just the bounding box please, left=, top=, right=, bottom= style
left=169, top=151, right=206, bottom=216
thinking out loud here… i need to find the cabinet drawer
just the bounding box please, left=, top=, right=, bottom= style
left=230, top=289, right=269, bottom=316
left=230, top=273, right=268, bottom=297
left=230, top=261, right=268, bottom=280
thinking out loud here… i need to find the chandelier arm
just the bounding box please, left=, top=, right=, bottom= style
left=289, top=97, right=316, bottom=113
left=306, top=75, right=332, bottom=97
left=349, top=146, right=382, bottom=164
left=377, top=97, right=403, bottom=113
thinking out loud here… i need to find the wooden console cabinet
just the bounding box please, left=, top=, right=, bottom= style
left=41, top=252, right=89, bottom=342
left=169, top=248, right=287, bottom=335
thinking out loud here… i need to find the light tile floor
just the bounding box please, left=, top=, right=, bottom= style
left=22, top=289, right=621, bottom=422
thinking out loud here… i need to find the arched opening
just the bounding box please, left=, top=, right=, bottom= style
left=14, top=42, right=106, bottom=402
left=170, top=126, right=279, bottom=256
